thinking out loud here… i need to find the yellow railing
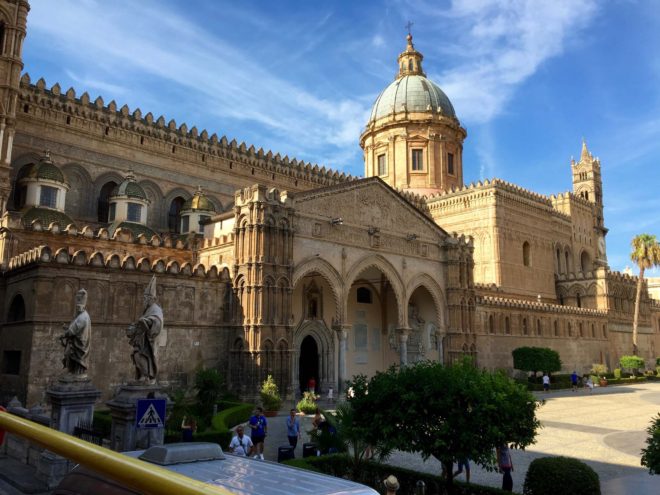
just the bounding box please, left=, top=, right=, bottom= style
left=0, top=408, right=235, bottom=495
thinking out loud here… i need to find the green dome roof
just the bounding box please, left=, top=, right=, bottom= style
left=182, top=187, right=216, bottom=212
left=108, top=221, right=159, bottom=240
left=22, top=153, right=66, bottom=184
left=111, top=171, right=147, bottom=200
left=21, top=207, right=75, bottom=228
left=368, top=75, right=456, bottom=124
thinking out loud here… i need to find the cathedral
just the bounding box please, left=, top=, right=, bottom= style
left=0, top=1, right=658, bottom=406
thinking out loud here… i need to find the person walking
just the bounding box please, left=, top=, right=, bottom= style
left=228, top=425, right=253, bottom=456
left=497, top=443, right=513, bottom=492
left=248, top=406, right=268, bottom=460
left=571, top=370, right=579, bottom=392
left=542, top=373, right=550, bottom=392
left=286, top=408, right=301, bottom=452
left=453, top=457, right=470, bottom=483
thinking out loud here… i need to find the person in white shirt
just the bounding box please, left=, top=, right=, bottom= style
left=228, top=426, right=253, bottom=456
left=542, top=373, right=550, bottom=392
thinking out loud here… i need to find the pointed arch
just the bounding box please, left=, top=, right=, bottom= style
left=292, top=256, right=343, bottom=320
left=406, top=272, right=446, bottom=330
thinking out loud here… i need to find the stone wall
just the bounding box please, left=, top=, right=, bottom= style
left=0, top=247, right=233, bottom=406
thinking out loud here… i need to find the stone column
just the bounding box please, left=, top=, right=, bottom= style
left=106, top=383, right=170, bottom=452
left=335, top=324, right=349, bottom=396
left=397, top=328, right=410, bottom=366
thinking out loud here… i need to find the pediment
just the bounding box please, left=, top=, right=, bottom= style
left=295, top=178, right=447, bottom=240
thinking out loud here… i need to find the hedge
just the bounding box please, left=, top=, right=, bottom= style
left=211, top=403, right=254, bottom=431
left=284, top=454, right=519, bottom=495
left=523, top=456, right=599, bottom=495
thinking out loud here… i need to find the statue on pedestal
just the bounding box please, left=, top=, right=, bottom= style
left=126, top=276, right=164, bottom=384
left=60, top=289, right=91, bottom=376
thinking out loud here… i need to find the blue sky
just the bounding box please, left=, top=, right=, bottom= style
left=22, top=0, right=660, bottom=275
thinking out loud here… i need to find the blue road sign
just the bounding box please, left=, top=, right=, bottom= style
left=136, top=398, right=166, bottom=429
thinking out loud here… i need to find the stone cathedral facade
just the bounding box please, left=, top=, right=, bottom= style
left=0, top=2, right=658, bottom=406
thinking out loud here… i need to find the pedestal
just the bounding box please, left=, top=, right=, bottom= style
left=46, top=375, right=101, bottom=435
left=106, top=383, right=170, bottom=452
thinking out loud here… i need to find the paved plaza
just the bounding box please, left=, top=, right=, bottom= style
left=261, top=383, right=660, bottom=494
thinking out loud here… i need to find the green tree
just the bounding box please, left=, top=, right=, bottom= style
left=347, top=359, right=541, bottom=491
left=512, top=347, right=562, bottom=377
left=619, top=355, right=645, bottom=376
left=194, top=368, right=225, bottom=422
left=641, top=413, right=660, bottom=475
left=630, top=234, right=660, bottom=355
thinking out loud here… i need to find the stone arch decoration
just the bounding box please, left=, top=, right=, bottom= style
left=162, top=187, right=193, bottom=230
left=139, top=179, right=165, bottom=230
left=345, top=254, right=405, bottom=326
left=405, top=272, right=447, bottom=330
left=61, top=163, right=93, bottom=218
left=293, top=318, right=335, bottom=395
left=292, top=256, right=343, bottom=321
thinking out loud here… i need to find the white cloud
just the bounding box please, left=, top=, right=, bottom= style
left=409, top=0, right=599, bottom=123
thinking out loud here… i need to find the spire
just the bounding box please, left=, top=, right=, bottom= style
left=397, top=34, right=425, bottom=78
left=580, top=139, right=591, bottom=163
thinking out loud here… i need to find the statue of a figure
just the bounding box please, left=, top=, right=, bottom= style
left=126, top=276, right=164, bottom=384
left=60, top=289, right=91, bottom=376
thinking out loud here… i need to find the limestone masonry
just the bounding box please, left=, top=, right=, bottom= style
left=0, top=2, right=658, bottom=405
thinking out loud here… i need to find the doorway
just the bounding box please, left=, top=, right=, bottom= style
left=299, top=335, right=319, bottom=395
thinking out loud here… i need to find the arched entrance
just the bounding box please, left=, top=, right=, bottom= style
left=299, top=335, right=319, bottom=395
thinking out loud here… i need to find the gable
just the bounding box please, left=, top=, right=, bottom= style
left=295, top=178, right=447, bottom=241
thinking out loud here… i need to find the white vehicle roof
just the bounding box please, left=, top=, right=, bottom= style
left=124, top=443, right=378, bottom=495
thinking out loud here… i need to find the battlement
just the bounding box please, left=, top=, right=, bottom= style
left=549, top=190, right=593, bottom=208
left=234, top=184, right=295, bottom=208
left=20, top=76, right=355, bottom=187
left=425, top=178, right=553, bottom=206
left=607, top=270, right=640, bottom=284
left=5, top=244, right=230, bottom=280
left=201, top=235, right=235, bottom=248
left=479, top=295, right=607, bottom=316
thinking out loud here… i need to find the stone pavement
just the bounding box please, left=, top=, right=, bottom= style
left=250, top=385, right=660, bottom=494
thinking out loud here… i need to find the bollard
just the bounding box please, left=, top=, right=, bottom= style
left=384, top=475, right=399, bottom=495
left=415, top=480, right=426, bottom=495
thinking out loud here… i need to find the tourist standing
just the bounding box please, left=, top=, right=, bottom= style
left=497, top=444, right=513, bottom=492
left=571, top=371, right=579, bottom=391
left=542, top=373, right=550, bottom=392
left=286, top=408, right=301, bottom=451
left=228, top=425, right=253, bottom=456
left=249, top=407, right=268, bottom=460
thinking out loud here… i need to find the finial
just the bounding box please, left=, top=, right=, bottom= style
left=405, top=20, right=414, bottom=36
left=580, top=139, right=590, bottom=162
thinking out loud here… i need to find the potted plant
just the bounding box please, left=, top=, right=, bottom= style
left=591, top=363, right=608, bottom=387
left=260, top=375, right=282, bottom=417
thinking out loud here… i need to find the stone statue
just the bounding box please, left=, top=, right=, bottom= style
left=60, top=289, right=91, bottom=376
left=126, top=276, right=164, bottom=384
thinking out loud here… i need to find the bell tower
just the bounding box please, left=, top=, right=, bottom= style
left=0, top=0, right=29, bottom=214
left=572, top=140, right=608, bottom=265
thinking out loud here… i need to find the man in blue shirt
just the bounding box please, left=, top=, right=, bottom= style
left=249, top=406, right=268, bottom=460
left=571, top=371, right=578, bottom=392
left=286, top=408, right=301, bottom=453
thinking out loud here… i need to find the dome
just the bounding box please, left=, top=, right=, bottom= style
left=368, top=75, right=456, bottom=124
left=22, top=152, right=66, bottom=184
left=111, top=170, right=147, bottom=200
left=182, top=187, right=216, bottom=213
left=21, top=207, right=75, bottom=228
left=108, top=220, right=158, bottom=240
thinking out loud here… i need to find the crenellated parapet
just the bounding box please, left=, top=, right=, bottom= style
left=4, top=244, right=230, bottom=281
left=19, top=76, right=354, bottom=188
left=479, top=295, right=607, bottom=316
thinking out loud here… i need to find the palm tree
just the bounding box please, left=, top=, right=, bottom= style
left=630, top=234, right=660, bottom=355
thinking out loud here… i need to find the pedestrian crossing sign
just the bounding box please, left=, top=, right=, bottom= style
left=136, top=399, right=166, bottom=429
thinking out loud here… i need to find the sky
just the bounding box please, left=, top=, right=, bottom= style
left=21, top=0, right=660, bottom=275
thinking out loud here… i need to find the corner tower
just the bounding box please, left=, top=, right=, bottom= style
left=0, top=0, right=29, bottom=214
left=360, top=34, right=467, bottom=196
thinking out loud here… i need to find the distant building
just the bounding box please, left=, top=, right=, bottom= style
left=0, top=2, right=658, bottom=406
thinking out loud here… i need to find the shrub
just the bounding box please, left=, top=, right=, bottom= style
left=590, top=363, right=608, bottom=375
left=656, top=357, right=660, bottom=366
left=513, top=347, right=562, bottom=376
left=297, top=391, right=318, bottom=414
left=619, top=355, right=645, bottom=375
left=523, top=456, right=600, bottom=495
left=641, top=413, right=660, bottom=474
left=656, top=366, right=660, bottom=376
left=614, top=368, right=622, bottom=379
left=211, top=403, right=254, bottom=431
left=260, top=375, right=282, bottom=411
left=194, top=368, right=225, bottom=421
left=92, top=410, right=112, bottom=438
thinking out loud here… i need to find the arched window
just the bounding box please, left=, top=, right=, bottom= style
left=408, top=60, right=413, bottom=71
left=591, top=324, right=595, bottom=338
left=523, top=241, right=531, bottom=267
left=565, top=251, right=570, bottom=273
left=580, top=251, right=591, bottom=272
left=0, top=22, right=5, bottom=55
left=522, top=318, right=528, bottom=335
left=98, top=181, right=117, bottom=222
left=579, top=323, right=583, bottom=337
left=357, top=287, right=372, bottom=304
left=576, top=293, right=582, bottom=308
left=568, top=322, right=572, bottom=337
left=489, top=315, right=494, bottom=334
left=554, top=320, right=559, bottom=337
left=505, top=317, right=510, bottom=335
left=536, top=319, right=542, bottom=336
left=168, top=197, right=185, bottom=233
left=7, top=294, right=25, bottom=322
left=556, top=248, right=562, bottom=273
